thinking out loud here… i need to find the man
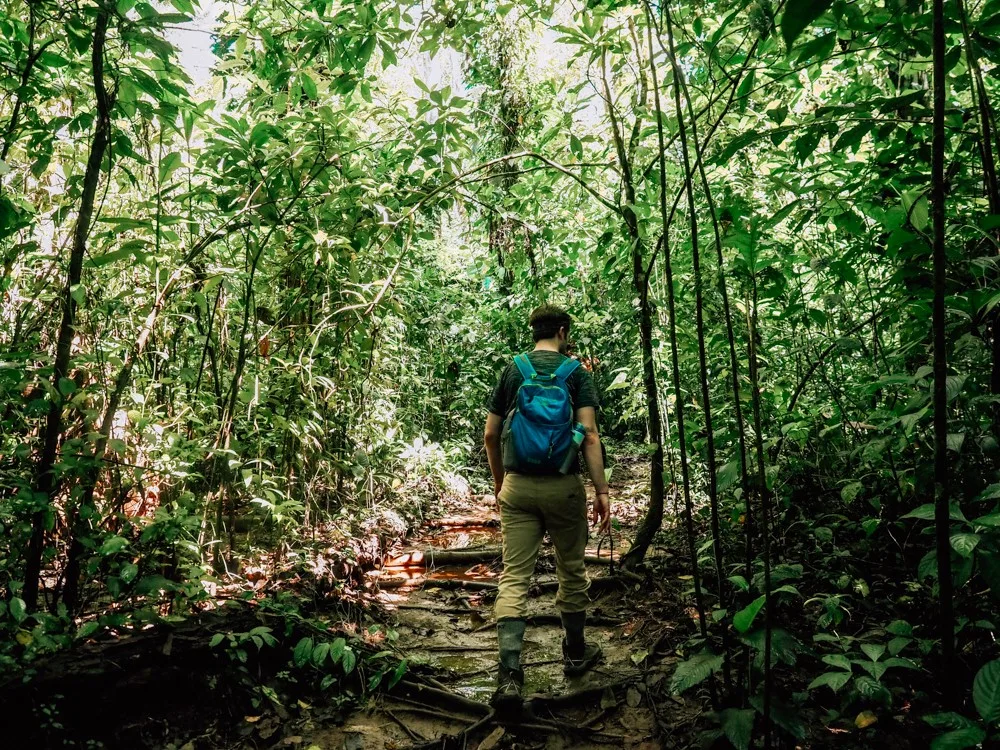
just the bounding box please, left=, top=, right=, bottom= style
left=484, top=304, right=612, bottom=711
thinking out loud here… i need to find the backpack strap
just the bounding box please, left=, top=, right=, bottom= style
left=513, top=353, right=538, bottom=381
left=553, top=357, right=581, bottom=383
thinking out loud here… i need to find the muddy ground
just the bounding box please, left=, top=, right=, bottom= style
left=295, top=458, right=698, bottom=749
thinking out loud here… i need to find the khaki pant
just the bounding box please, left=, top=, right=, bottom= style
left=494, top=473, right=591, bottom=620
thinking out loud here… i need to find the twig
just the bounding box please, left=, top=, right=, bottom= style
left=385, top=708, right=426, bottom=742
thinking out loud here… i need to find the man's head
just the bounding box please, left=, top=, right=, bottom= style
left=529, top=304, right=572, bottom=353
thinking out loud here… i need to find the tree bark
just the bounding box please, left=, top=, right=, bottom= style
left=23, top=9, right=113, bottom=612
left=931, top=0, right=955, bottom=672
left=597, top=51, right=665, bottom=572
left=662, top=5, right=730, bottom=689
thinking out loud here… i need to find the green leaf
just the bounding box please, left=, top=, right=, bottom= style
left=888, top=636, right=912, bottom=656
left=946, top=375, right=967, bottom=403
left=134, top=575, right=175, bottom=595
left=294, top=637, right=314, bottom=667
left=822, top=654, right=852, bottom=671
left=99, top=536, right=129, bottom=555
left=720, top=708, right=755, bottom=750
left=77, top=621, right=100, bottom=639
left=87, top=247, right=133, bottom=268
left=9, top=597, right=27, bottom=623
left=209, top=633, right=225, bottom=648
left=808, top=671, right=852, bottom=692
left=901, top=503, right=966, bottom=522
left=947, top=433, right=965, bottom=453
left=861, top=643, right=885, bottom=662
left=882, top=657, right=920, bottom=670
left=950, top=533, right=981, bottom=558
left=388, top=659, right=408, bottom=688
left=670, top=652, right=724, bottom=694
left=923, top=712, right=978, bottom=730
left=728, top=575, right=750, bottom=592
left=781, top=0, right=834, bottom=49
left=930, top=726, right=987, bottom=750
left=569, top=134, right=583, bottom=159
left=973, top=659, right=1000, bottom=724
left=158, top=151, right=182, bottom=184
left=58, top=377, right=77, bottom=396
left=342, top=647, right=357, bottom=674
left=733, top=595, right=765, bottom=634
left=70, top=284, right=86, bottom=306
left=301, top=73, right=318, bottom=100
left=312, top=641, right=330, bottom=666
left=972, top=513, right=1000, bottom=527
left=977, top=484, right=1000, bottom=502
left=886, top=619, right=913, bottom=636
left=841, top=482, right=863, bottom=503
left=854, top=676, right=892, bottom=704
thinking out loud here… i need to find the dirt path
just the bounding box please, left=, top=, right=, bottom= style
left=299, top=462, right=685, bottom=749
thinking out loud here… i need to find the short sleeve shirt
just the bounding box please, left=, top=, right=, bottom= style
left=487, top=351, right=600, bottom=418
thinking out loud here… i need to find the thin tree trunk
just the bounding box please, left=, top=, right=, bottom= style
left=598, top=51, right=665, bottom=572
left=626, top=12, right=709, bottom=647
left=747, top=281, right=773, bottom=749
left=956, top=0, right=1000, bottom=413
left=663, top=6, right=731, bottom=689
left=23, top=9, right=113, bottom=612
left=931, top=0, right=955, bottom=672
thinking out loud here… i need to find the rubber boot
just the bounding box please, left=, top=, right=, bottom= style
left=561, top=610, right=603, bottom=676
left=491, top=618, right=525, bottom=712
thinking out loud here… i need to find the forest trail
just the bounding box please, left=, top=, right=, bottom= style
left=299, top=460, right=696, bottom=750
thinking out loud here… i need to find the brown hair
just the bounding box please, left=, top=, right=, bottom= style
left=529, top=304, right=571, bottom=342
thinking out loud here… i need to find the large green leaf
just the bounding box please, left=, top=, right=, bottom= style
left=930, top=727, right=987, bottom=750
left=670, top=652, right=724, bottom=694
left=720, top=708, right=755, bottom=750
left=780, top=0, right=834, bottom=49
left=973, top=659, right=1000, bottom=724
left=293, top=636, right=314, bottom=667
left=733, top=595, right=765, bottom=634
left=808, top=671, right=852, bottom=692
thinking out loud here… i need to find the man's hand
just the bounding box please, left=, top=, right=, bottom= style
left=493, top=481, right=503, bottom=512
left=592, top=491, right=611, bottom=534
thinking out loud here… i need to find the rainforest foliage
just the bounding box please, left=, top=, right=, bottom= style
left=3, top=0, right=1000, bottom=746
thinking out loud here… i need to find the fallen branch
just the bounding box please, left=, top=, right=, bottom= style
left=385, top=708, right=427, bottom=742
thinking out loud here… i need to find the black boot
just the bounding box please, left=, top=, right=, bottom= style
left=561, top=610, right=603, bottom=677
left=491, top=618, right=526, bottom=712
left=491, top=663, right=525, bottom=712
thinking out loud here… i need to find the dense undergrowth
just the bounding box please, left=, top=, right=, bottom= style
left=3, top=0, right=1000, bottom=747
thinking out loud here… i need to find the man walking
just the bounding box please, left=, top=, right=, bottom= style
left=484, top=304, right=612, bottom=711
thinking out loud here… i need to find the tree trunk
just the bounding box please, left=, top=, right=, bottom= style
left=931, top=0, right=955, bottom=672
left=597, top=51, right=665, bottom=571
left=662, top=6, right=730, bottom=689
left=23, top=9, right=113, bottom=612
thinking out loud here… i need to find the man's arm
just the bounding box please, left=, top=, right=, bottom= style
left=576, top=406, right=611, bottom=533
left=484, top=412, right=505, bottom=499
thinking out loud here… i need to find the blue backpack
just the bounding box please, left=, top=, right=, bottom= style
left=502, top=354, right=586, bottom=474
